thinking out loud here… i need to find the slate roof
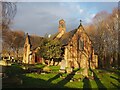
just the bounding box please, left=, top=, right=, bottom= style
left=49, top=32, right=59, bottom=40
left=50, top=29, right=77, bottom=46
left=50, top=23, right=84, bottom=46
left=28, top=35, right=44, bottom=50
left=59, top=29, right=77, bottom=45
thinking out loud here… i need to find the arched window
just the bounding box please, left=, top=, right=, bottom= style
left=79, top=37, right=84, bottom=50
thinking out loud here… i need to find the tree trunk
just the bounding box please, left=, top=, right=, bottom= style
left=16, top=49, right=19, bottom=60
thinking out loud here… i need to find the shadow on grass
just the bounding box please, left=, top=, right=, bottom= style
left=3, top=74, right=56, bottom=88
left=83, top=77, right=91, bottom=89
left=2, top=64, right=47, bottom=88
left=3, top=73, right=79, bottom=89
left=110, top=82, right=120, bottom=89
left=90, top=69, right=106, bottom=89
left=47, top=73, right=62, bottom=83
left=55, top=69, right=79, bottom=88
left=104, top=69, right=120, bottom=76
left=110, top=76, right=120, bottom=83
left=2, top=64, right=81, bottom=89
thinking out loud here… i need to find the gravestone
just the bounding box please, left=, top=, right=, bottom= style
left=43, top=66, right=51, bottom=73
left=50, top=59, right=54, bottom=66
left=59, top=60, right=66, bottom=73
left=0, top=60, right=7, bottom=66
left=66, top=67, right=73, bottom=74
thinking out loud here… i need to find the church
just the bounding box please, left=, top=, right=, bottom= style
left=23, top=19, right=98, bottom=69
left=23, top=33, right=44, bottom=64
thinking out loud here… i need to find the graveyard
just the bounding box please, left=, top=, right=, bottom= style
left=1, top=2, right=120, bottom=89
left=2, top=63, right=120, bottom=89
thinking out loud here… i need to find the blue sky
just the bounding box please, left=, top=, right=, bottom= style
left=10, top=2, right=118, bottom=36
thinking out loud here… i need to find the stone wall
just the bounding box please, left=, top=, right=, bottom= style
left=64, top=24, right=98, bottom=70
left=23, top=33, right=31, bottom=64
left=23, top=44, right=31, bottom=64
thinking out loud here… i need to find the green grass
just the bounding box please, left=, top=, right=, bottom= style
left=34, top=64, right=45, bottom=68
left=2, top=64, right=120, bottom=89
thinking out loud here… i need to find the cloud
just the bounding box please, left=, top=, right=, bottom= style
left=84, top=13, right=96, bottom=24
left=12, top=2, right=85, bottom=36
left=79, top=9, right=83, bottom=13
left=11, top=2, right=118, bottom=36
left=90, top=13, right=96, bottom=18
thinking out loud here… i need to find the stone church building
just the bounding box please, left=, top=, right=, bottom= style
left=23, top=19, right=98, bottom=69
left=50, top=19, right=98, bottom=69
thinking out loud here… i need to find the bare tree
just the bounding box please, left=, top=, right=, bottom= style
left=1, top=2, right=17, bottom=57
left=2, top=30, right=25, bottom=58
left=86, top=8, right=119, bottom=68
left=1, top=2, right=17, bottom=29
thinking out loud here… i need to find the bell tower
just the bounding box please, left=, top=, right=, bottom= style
left=56, top=19, right=66, bottom=38
left=58, top=19, right=66, bottom=33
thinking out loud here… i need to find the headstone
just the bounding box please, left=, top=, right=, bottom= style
left=91, top=72, right=94, bottom=77
left=60, top=75, right=65, bottom=79
left=41, top=72, right=46, bottom=74
left=43, top=66, right=51, bottom=72
left=59, top=60, right=66, bottom=73
left=0, top=60, right=7, bottom=66
left=20, top=80, right=23, bottom=85
left=70, top=79, right=73, bottom=82
left=66, top=67, right=73, bottom=74
left=78, top=79, right=81, bottom=81
left=50, top=59, right=54, bottom=65
left=75, top=71, right=80, bottom=75
left=54, top=62, right=58, bottom=66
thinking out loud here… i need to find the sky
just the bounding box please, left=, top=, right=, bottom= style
left=10, top=2, right=118, bottom=36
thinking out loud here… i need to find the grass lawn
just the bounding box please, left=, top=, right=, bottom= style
left=2, top=64, right=120, bottom=89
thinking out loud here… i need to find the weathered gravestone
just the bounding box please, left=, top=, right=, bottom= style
left=66, top=61, right=73, bottom=74
left=66, top=67, right=73, bottom=74
left=59, top=60, right=66, bottom=73
left=0, top=60, right=7, bottom=66
left=43, top=66, right=51, bottom=73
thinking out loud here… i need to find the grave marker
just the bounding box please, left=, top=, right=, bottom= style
left=59, top=60, right=66, bottom=73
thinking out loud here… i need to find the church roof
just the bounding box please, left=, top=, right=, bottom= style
left=28, top=35, right=44, bottom=50
left=50, top=22, right=92, bottom=46
left=59, top=29, right=77, bottom=45
left=50, top=29, right=77, bottom=46
left=50, top=21, right=85, bottom=46
left=49, top=32, right=59, bottom=40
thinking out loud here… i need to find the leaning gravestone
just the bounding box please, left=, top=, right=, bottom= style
left=59, top=60, right=66, bottom=73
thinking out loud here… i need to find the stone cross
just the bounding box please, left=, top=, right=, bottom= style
left=80, top=20, right=82, bottom=25
left=80, top=20, right=82, bottom=23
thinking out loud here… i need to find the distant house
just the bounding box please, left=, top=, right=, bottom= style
left=23, top=19, right=98, bottom=69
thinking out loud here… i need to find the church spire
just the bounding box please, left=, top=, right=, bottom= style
left=25, top=33, right=31, bottom=45
left=56, top=19, right=66, bottom=38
